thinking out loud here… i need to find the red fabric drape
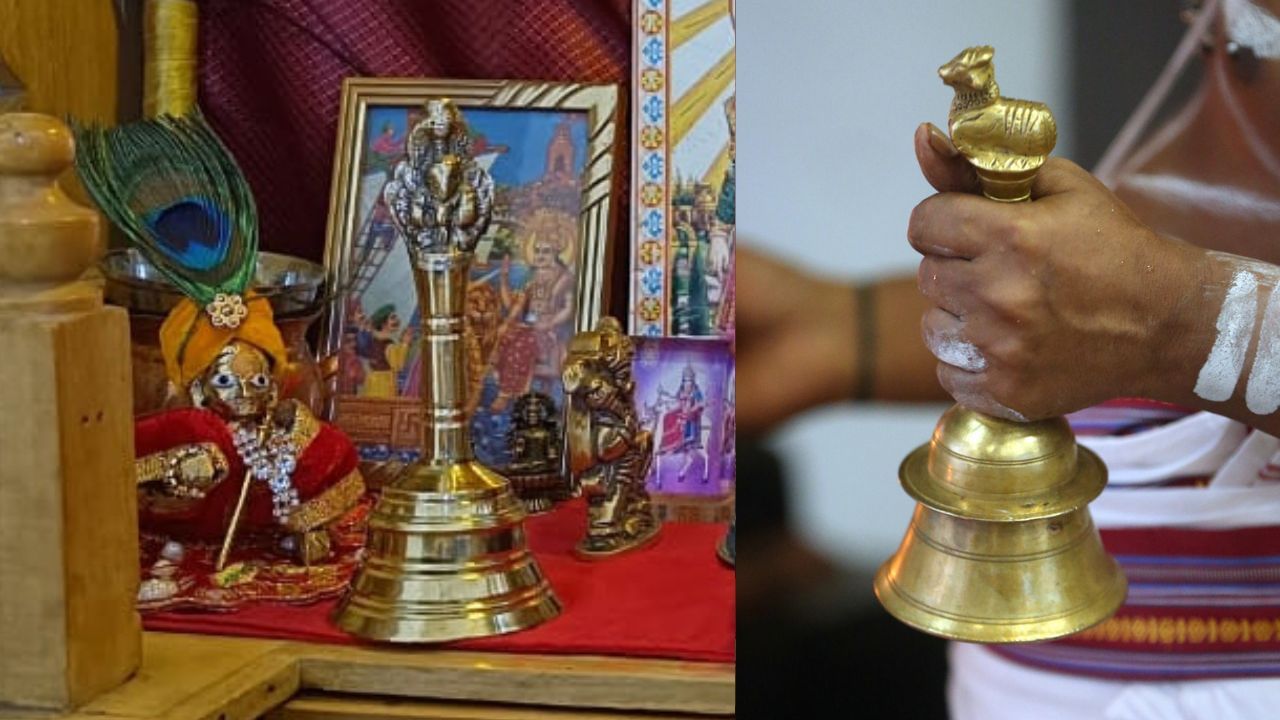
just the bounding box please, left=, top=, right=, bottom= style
left=144, top=499, right=736, bottom=663
left=198, top=0, right=631, bottom=312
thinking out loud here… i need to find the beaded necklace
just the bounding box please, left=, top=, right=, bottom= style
left=230, top=419, right=300, bottom=522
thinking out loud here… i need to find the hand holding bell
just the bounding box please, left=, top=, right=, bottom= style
left=873, top=47, right=1127, bottom=644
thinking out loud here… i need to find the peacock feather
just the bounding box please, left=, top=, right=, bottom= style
left=73, top=112, right=257, bottom=306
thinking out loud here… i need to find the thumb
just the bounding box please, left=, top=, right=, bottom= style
left=1030, top=157, right=1103, bottom=200
left=914, top=122, right=980, bottom=195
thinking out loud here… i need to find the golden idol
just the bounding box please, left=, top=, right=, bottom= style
left=335, top=98, right=560, bottom=642
left=563, top=318, right=661, bottom=558
left=874, top=47, right=1126, bottom=644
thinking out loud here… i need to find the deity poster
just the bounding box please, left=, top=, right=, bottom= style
left=631, top=0, right=736, bottom=339
left=634, top=337, right=735, bottom=521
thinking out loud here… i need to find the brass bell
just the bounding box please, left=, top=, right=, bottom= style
left=334, top=98, right=559, bottom=642
left=874, top=407, right=1126, bottom=643
left=334, top=461, right=562, bottom=642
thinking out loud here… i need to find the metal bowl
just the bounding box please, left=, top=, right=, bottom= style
left=100, top=247, right=327, bottom=318
left=99, top=248, right=333, bottom=416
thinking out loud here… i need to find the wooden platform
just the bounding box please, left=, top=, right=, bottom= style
left=8, top=632, right=734, bottom=720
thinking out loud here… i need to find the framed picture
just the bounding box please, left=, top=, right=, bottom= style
left=631, top=0, right=736, bottom=338
left=633, top=337, right=735, bottom=522
left=321, top=79, right=621, bottom=468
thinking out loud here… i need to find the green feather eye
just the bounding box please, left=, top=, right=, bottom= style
left=72, top=112, right=258, bottom=306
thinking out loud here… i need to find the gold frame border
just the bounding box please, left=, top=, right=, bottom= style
left=319, top=78, right=622, bottom=365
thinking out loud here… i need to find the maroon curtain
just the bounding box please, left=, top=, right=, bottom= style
left=198, top=0, right=631, bottom=312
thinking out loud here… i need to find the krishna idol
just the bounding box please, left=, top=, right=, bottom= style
left=74, top=114, right=364, bottom=606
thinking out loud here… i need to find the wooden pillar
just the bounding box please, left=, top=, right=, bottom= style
left=0, top=0, right=119, bottom=122
left=0, top=113, right=140, bottom=712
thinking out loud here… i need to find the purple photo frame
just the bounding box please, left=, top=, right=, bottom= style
left=633, top=337, right=735, bottom=499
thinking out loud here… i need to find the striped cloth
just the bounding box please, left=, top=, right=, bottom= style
left=990, top=400, right=1280, bottom=679
left=995, top=526, right=1280, bottom=679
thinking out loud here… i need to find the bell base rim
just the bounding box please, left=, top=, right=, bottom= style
left=332, top=588, right=562, bottom=643
left=899, top=444, right=1108, bottom=522
left=573, top=524, right=661, bottom=560
left=872, top=558, right=1128, bottom=644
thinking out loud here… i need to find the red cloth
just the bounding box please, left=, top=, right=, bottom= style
left=198, top=0, right=631, bottom=270
left=137, top=500, right=369, bottom=613
left=135, top=407, right=359, bottom=540
left=143, top=499, right=736, bottom=663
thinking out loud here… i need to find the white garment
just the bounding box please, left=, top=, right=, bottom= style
left=1225, top=0, right=1280, bottom=59
left=950, top=643, right=1280, bottom=720
left=1082, top=412, right=1247, bottom=486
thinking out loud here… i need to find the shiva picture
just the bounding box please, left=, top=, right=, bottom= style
left=323, top=84, right=618, bottom=468
left=633, top=337, right=734, bottom=497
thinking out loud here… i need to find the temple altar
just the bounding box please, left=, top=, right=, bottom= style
left=0, top=1, right=734, bottom=718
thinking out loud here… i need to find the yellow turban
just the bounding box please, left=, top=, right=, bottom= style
left=159, top=292, right=289, bottom=388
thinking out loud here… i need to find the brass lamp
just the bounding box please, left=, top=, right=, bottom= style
left=335, top=99, right=560, bottom=642
left=873, top=47, right=1127, bottom=644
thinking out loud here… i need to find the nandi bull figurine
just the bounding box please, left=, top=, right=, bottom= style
left=939, top=45, right=1057, bottom=202
left=562, top=317, right=660, bottom=558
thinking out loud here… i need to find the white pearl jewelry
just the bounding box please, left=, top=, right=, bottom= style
left=231, top=419, right=301, bottom=524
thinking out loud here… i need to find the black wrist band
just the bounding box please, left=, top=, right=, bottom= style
left=854, top=282, right=876, bottom=401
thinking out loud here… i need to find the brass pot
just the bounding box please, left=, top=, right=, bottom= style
left=99, top=248, right=330, bottom=416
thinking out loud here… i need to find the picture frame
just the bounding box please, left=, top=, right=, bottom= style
left=631, top=0, right=737, bottom=338
left=320, top=78, right=621, bottom=470
left=633, top=336, right=735, bottom=522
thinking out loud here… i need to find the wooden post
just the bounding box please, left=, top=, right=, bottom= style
left=0, top=113, right=140, bottom=711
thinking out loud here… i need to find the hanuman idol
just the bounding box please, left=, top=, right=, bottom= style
left=563, top=317, right=661, bottom=557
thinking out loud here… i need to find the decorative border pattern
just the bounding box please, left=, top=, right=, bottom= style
left=631, top=0, right=670, bottom=337
left=1075, top=613, right=1280, bottom=647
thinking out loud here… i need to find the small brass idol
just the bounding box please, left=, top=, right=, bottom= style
left=874, top=47, right=1126, bottom=644
left=563, top=318, right=661, bottom=558
left=336, top=99, right=560, bottom=641
left=504, top=391, right=570, bottom=514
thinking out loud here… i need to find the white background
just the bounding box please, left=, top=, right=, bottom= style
left=736, top=0, right=1075, bottom=602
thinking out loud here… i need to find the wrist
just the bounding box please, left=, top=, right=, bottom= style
left=1136, top=242, right=1216, bottom=404
left=812, top=278, right=861, bottom=406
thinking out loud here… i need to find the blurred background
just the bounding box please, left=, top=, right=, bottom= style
left=735, top=1, right=1187, bottom=716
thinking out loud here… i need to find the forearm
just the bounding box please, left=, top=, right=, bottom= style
left=736, top=245, right=946, bottom=437
left=1144, top=250, right=1280, bottom=436
left=778, top=274, right=948, bottom=411
left=860, top=275, right=951, bottom=403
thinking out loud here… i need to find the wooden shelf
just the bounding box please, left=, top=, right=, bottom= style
left=26, top=632, right=734, bottom=720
